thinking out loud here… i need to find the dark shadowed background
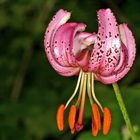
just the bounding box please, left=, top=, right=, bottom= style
left=0, top=0, right=140, bottom=140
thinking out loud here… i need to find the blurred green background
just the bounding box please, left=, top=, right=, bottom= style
left=0, top=0, right=140, bottom=140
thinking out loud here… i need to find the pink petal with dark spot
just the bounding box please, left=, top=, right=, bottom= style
left=95, top=24, right=136, bottom=84
left=44, top=9, right=80, bottom=76
left=89, top=9, right=121, bottom=76
left=53, top=22, right=87, bottom=67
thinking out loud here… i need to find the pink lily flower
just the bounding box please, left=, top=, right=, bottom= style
left=44, top=8, right=136, bottom=136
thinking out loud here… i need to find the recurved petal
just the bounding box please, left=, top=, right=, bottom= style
left=44, top=9, right=71, bottom=62
left=89, top=9, right=121, bottom=75
left=44, top=9, right=80, bottom=76
left=119, top=24, right=136, bottom=69
left=44, top=9, right=71, bottom=48
left=65, top=23, right=88, bottom=67
left=52, top=22, right=87, bottom=67
left=95, top=24, right=136, bottom=84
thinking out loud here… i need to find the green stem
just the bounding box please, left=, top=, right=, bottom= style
left=112, top=83, right=138, bottom=140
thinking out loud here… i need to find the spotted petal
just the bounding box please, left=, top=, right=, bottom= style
left=89, top=9, right=121, bottom=76
left=44, top=9, right=97, bottom=76
left=95, top=24, right=136, bottom=84
left=44, top=9, right=80, bottom=76
left=52, top=22, right=87, bottom=67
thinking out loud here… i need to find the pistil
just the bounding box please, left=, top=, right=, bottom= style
left=76, top=73, right=87, bottom=131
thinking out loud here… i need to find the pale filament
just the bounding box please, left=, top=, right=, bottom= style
left=75, top=72, right=85, bottom=107
left=87, top=73, right=93, bottom=105
left=91, top=73, right=103, bottom=112
left=65, top=69, right=82, bottom=109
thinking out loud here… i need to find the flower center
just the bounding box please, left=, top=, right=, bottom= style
left=56, top=69, right=111, bottom=136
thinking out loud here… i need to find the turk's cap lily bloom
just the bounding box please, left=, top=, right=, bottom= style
left=44, top=9, right=136, bottom=136
left=44, top=8, right=136, bottom=84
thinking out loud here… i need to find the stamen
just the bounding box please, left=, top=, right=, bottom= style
left=103, top=107, right=111, bottom=135
left=56, top=104, right=65, bottom=131
left=87, top=73, right=93, bottom=105
left=91, top=73, right=103, bottom=112
left=92, top=116, right=98, bottom=136
left=93, top=103, right=101, bottom=130
left=75, top=72, right=85, bottom=107
left=65, top=70, right=82, bottom=109
left=68, top=105, right=77, bottom=134
left=76, top=73, right=87, bottom=131
left=91, top=103, right=101, bottom=136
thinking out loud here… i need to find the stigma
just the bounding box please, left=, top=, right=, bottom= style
left=56, top=70, right=111, bottom=136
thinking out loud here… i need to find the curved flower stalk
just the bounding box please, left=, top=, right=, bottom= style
left=44, top=9, right=136, bottom=138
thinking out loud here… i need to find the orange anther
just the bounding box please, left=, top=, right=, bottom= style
left=103, top=107, right=111, bottom=135
left=91, top=103, right=101, bottom=136
left=56, top=104, right=65, bottom=131
left=68, top=105, right=77, bottom=133
left=92, top=116, right=98, bottom=136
